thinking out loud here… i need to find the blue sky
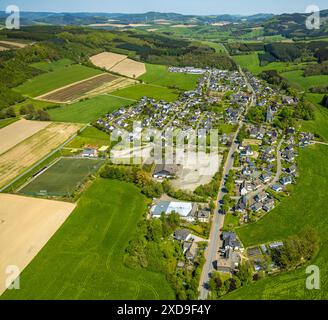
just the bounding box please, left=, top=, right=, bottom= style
left=0, top=0, right=327, bottom=15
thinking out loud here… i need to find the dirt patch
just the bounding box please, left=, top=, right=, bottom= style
left=38, top=73, right=118, bottom=103
left=242, top=139, right=263, bottom=146
left=0, top=123, right=82, bottom=188
left=172, top=151, right=223, bottom=192
left=0, top=119, right=51, bottom=155
left=0, top=46, right=9, bottom=52
left=90, top=52, right=127, bottom=70
left=0, top=193, right=75, bottom=295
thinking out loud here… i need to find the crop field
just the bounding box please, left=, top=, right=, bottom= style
left=90, top=52, right=127, bottom=70
left=31, top=59, right=73, bottom=72
left=112, top=84, right=180, bottom=102
left=1, top=179, right=175, bottom=300
left=224, top=144, right=328, bottom=299
left=48, top=94, right=132, bottom=123
left=15, top=65, right=103, bottom=98
left=0, top=122, right=82, bottom=188
left=111, top=58, right=146, bottom=78
left=0, top=194, right=75, bottom=295
left=0, top=119, right=50, bottom=155
left=140, top=63, right=201, bottom=91
left=281, top=70, right=328, bottom=91
left=39, top=73, right=118, bottom=103
left=66, top=126, right=110, bottom=149
left=19, top=157, right=105, bottom=196
left=90, top=52, right=146, bottom=78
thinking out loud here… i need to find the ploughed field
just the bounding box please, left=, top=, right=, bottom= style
left=39, top=73, right=118, bottom=103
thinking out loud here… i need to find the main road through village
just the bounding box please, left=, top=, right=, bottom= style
left=199, top=67, right=256, bottom=300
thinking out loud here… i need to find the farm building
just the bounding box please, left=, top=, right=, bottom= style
left=152, top=163, right=182, bottom=179
left=151, top=200, right=197, bottom=222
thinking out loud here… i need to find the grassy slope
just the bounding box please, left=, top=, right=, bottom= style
left=15, top=65, right=103, bottom=97
left=139, top=63, right=201, bottom=91
left=233, top=53, right=308, bottom=74
left=111, top=84, right=180, bottom=102
left=30, top=59, right=73, bottom=72
left=302, top=94, right=328, bottom=142
left=281, top=70, right=328, bottom=91
left=2, top=179, right=175, bottom=300
left=48, top=95, right=132, bottom=123
left=224, top=144, right=328, bottom=300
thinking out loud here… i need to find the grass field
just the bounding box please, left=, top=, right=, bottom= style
left=31, top=59, right=73, bottom=72
left=2, top=179, right=175, bottom=300
left=111, top=83, right=180, bottom=102
left=233, top=53, right=308, bottom=74
left=19, top=157, right=105, bottom=196
left=281, top=70, right=328, bottom=91
left=140, top=64, right=201, bottom=91
left=0, top=117, right=18, bottom=129
left=301, top=94, right=328, bottom=142
left=66, top=126, right=110, bottom=149
left=224, top=144, right=328, bottom=299
left=48, top=94, right=132, bottom=123
left=15, top=65, right=103, bottom=97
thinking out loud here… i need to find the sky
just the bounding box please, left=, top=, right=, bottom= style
left=0, top=0, right=327, bottom=16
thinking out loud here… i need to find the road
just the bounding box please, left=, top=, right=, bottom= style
left=199, top=67, right=255, bottom=299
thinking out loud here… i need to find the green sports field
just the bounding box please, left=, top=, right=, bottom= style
left=2, top=179, right=175, bottom=300
left=139, top=63, right=201, bottom=91
left=111, top=83, right=180, bottom=102
left=224, top=144, right=328, bottom=300
left=48, top=94, right=132, bottom=123
left=19, top=157, right=105, bottom=196
left=15, top=64, right=103, bottom=97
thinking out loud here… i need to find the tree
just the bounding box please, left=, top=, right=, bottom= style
left=237, top=261, right=253, bottom=285
left=5, top=107, right=16, bottom=118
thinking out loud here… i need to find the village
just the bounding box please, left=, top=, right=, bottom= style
left=74, top=66, right=316, bottom=277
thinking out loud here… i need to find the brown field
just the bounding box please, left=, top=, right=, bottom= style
left=86, top=77, right=138, bottom=96
left=90, top=52, right=127, bottom=70
left=0, top=119, right=51, bottom=155
left=38, top=73, right=118, bottom=103
left=0, top=193, right=75, bottom=295
left=111, top=58, right=146, bottom=78
left=242, top=139, right=263, bottom=146
left=0, top=122, right=82, bottom=188
left=0, top=46, right=9, bottom=51
left=90, top=51, right=146, bottom=78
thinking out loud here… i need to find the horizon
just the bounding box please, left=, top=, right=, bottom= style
left=0, top=0, right=327, bottom=16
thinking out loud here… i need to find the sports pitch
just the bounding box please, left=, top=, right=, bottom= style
left=19, top=157, right=105, bottom=196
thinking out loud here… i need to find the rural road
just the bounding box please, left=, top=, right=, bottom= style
left=199, top=66, right=256, bottom=300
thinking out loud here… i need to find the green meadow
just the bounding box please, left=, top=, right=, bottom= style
left=281, top=70, right=328, bottom=91
left=15, top=64, right=103, bottom=97
left=2, top=179, right=175, bottom=300
left=224, top=144, right=328, bottom=300
left=140, top=63, right=201, bottom=91
left=111, top=83, right=180, bottom=102
left=30, top=59, right=73, bottom=72
left=48, top=95, right=132, bottom=123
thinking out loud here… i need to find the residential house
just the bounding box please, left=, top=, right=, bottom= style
left=280, top=175, right=293, bottom=186
left=174, top=229, right=192, bottom=242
